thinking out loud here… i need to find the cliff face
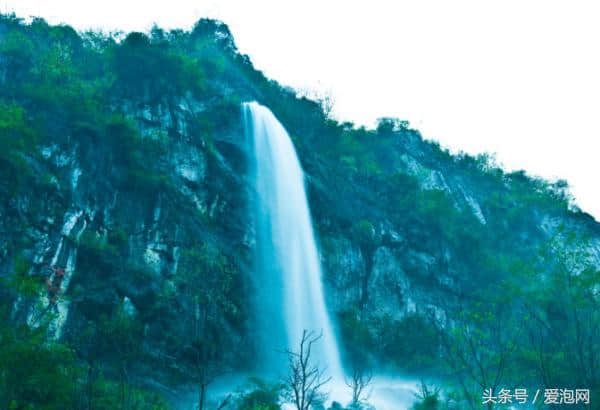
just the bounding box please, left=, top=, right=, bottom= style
left=2, top=14, right=600, bottom=402
left=4, top=95, right=254, bottom=378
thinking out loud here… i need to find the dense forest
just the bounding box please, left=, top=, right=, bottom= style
left=1, top=12, right=599, bottom=410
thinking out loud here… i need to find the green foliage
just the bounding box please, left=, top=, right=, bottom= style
left=106, top=114, right=172, bottom=194
left=411, top=396, right=440, bottom=410
left=0, top=317, right=169, bottom=409
left=0, top=30, right=34, bottom=83
left=107, top=226, right=129, bottom=253
left=385, top=172, right=420, bottom=213
left=1, top=257, right=169, bottom=408
left=411, top=383, right=442, bottom=410
left=83, top=375, right=170, bottom=410
left=234, top=378, right=282, bottom=410
left=77, top=230, right=119, bottom=272
left=99, top=301, right=144, bottom=366
left=376, top=313, right=440, bottom=372
left=175, top=242, right=245, bottom=331
left=0, top=322, right=80, bottom=409
left=350, top=220, right=375, bottom=247
left=112, top=30, right=206, bottom=102
left=339, top=309, right=440, bottom=373
left=0, top=101, right=38, bottom=194
left=338, top=309, right=374, bottom=368
left=517, top=229, right=600, bottom=390
left=430, top=228, right=600, bottom=408
left=332, top=128, right=382, bottom=176
left=5, top=254, right=39, bottom=298
left=376, top=117, right=409, bottom=135
left=33, top=43, right=78, bottom=86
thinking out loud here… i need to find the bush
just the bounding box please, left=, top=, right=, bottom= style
left=411, top=383, right=441, bottom=410
left=0, top=102, right=38, bottom=194
left=0, top=30, right=34, bottom=83
left=234, top=378, right=281, bottom=410
left=113, top=31, right=205, bottom=101
left=0, top=323, right=81, bottom=409
left=77, top=230, right=118, bottom=273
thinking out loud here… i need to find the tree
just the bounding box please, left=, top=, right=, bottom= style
left=0, top=30, right=34, bottom=85
left=296, top=87, right=335, bottom=119
left=283, top=330, right=331, bottom=410
left=518, top=228, right=600, bottom=400
left=350, top=220, right=378, bottom=313
left=99, top=300, right=143, bottom=410
left=375, top=117, right=409, bottom=135
left=234, top=378, right=282, bottom=410
left=345, top=364, right=373, bottom=409
left=0, top=320, right=80, bottom=409
left=411, top=382, right=442, bottom=410
left=173, top=243, right=237, bottom=410
left=436, top=292, right=523, bottom=410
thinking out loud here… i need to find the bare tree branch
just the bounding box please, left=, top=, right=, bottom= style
left=283, top=330, right=331, bottom=410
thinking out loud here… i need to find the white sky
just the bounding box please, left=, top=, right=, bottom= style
left=4, top=0, right=600, bottom=219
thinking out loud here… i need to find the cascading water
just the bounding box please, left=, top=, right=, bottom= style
left=244, top=101, right=344, bottom=381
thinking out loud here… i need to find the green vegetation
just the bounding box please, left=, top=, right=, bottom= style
left=0, top=320, right=80, bottom=409
left=0, top=101, right=39, bottom=195
left=233, top=378, right=281, bottom=410
left=0, top=306, right=168, bottom=409
left=339, top=309, right=439, bottom=374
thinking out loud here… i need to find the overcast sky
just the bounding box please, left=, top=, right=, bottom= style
left=4, top=0, right=600, bottom=219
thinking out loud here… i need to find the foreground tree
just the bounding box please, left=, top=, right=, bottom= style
left=345, top=364, right=373, bottom=409
left=0, top=320, right=80, bottom=409
left=519, top=229, right=600, bottom=400
left=172, top=243, right=237, bottom=410
left=433, top=227, right=600, bottom=409
left=411, top=382, right=442, bottom=410
left=435, top=288, right=524, bottom=410
left=283, top=330, right=331, bottom=410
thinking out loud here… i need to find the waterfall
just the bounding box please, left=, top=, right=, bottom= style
left=244, top=101, right=344, bottom=381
